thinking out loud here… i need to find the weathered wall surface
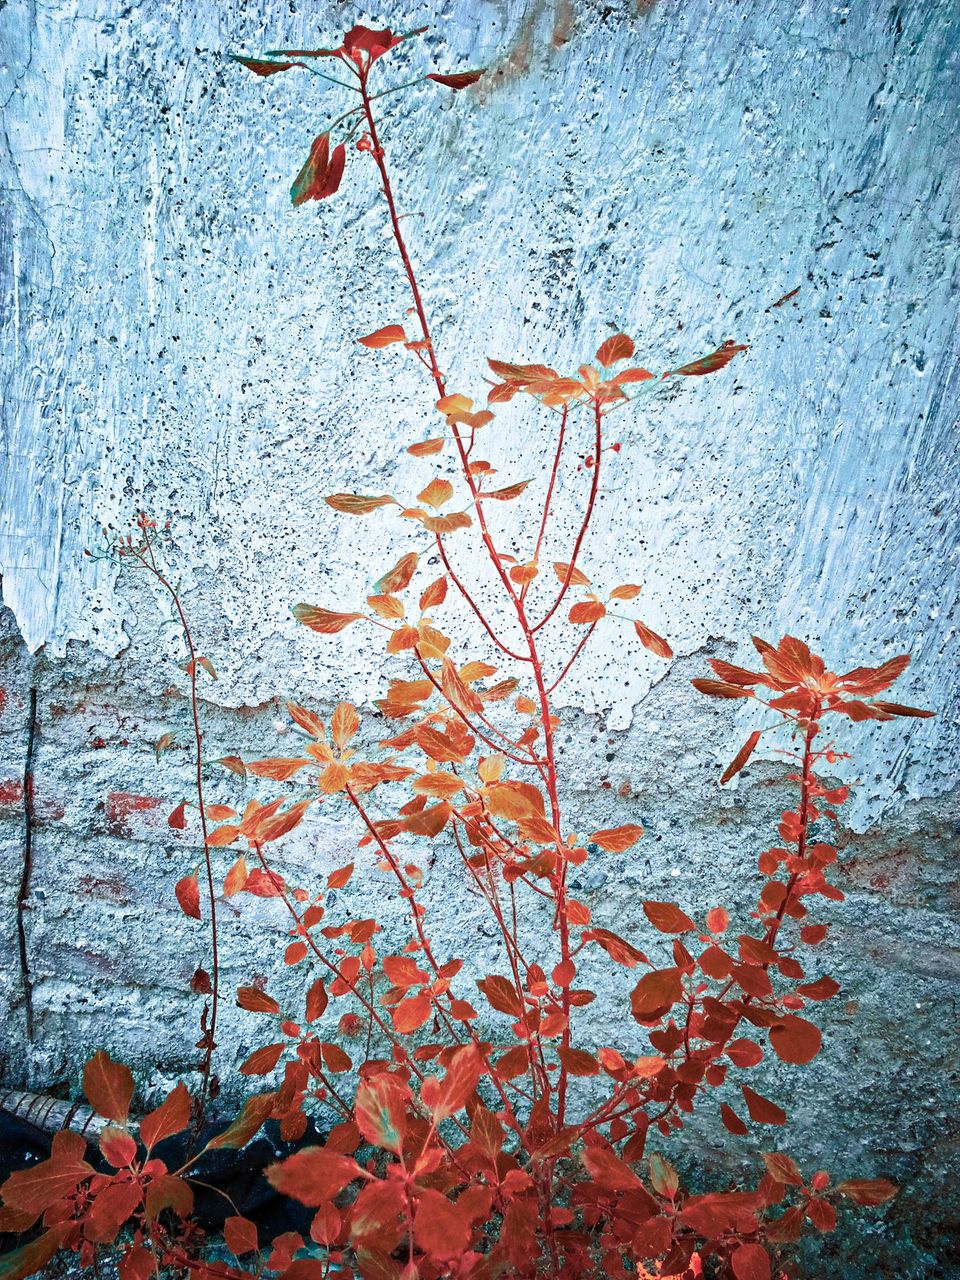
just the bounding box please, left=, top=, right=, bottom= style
left=1, top=0, right=958, bottom=1272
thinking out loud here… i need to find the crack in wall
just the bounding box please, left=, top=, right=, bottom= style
left=15, top=681, right=37, bottom=1042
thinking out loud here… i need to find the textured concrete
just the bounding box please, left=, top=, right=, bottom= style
left=1, top=0, right=958, bottom=1272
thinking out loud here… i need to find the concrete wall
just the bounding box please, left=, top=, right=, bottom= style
left=1, top=0, right=958, bottom=1272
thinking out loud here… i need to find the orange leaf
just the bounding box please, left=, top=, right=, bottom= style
left=419, top=478, right=453, bottom=509
left=633, top=620, right=672, bottom=659
left=324, top=492, right=396, bottom=515
left=484, top=480, right=530, bottom=501
left=642, top=901, right=695, bottom=933
left=287, top=701, right=325, bottom=737
left=408, top=437, right=445, bottom=457
left=420, top=577, right=448, bottom=610
left=553, top=561, right=590, bottom=586
left=569, top=599, right=606, bottom=624
left=292, top=604, right=363, bottom=633
left=358, top=324, right=406, bottom=348
left=373, top=552, right=419, bottom=594
left=208, top=824, right=241, bottom=848
left=596, top=332, right=634, bottom=368
left=247, top=757, right=311, bottom=781
left=327, top=862, right=354, bottom=889
left=721, top=730, right=762, bottom=784
left=363, top=593, right=404, bottom=619
left=331, top=702, right=360, bottom=750
left=691, top=678, right=752, bottom=699
left=610, top=584, right=642, bottom=600
left=589, top=824, right=644, bottom=852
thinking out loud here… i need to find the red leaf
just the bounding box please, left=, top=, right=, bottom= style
left=175, top=875, right=201, bottom=920
left=730, top=1242, right=771, bottom=1280
left=706, top=906, right=730, bottom=933
left=633, top=619, right=673, bottom=659
left=206, top=1093, right=276, bottom=1150
left=84, top=1177, right=142, bottom=1243
left=167, top=801, right=187, bottom=830
left=796, top=975, right=840, bottom=1001
left=806, top=1196, right=838, bottom=1232
left=0, top=1132, right=94, bottom=1217
left=426, top=1044, right=485, bottom=1120
left=343, top=25, right=406, bottom=64
left=720, top=1102, right=748, bottom=1135
left=630, top=968, right=682, bottom=1020
left=306, top=979, right=328, bottom=1022
left=392, top=992, right=433, bottom=1033
left=414, top=1187, right=473, bottom=1260
left=642, top=901, right=695, bottom=933
left=668, top=340, right=748, bottom=378
left=83, top=1051, right=135, bottom=1124
left=426, top=69, right=485, bottom=90
left=358, top=325, right=407, bottom=349
left=692, top=678, right=752, bottom=699
left=477, top=975, right=524, bottom=1017
left=355, top=1075, right=408, bottom=1154
left=835, top=1178, right=898, bottom=1206
left=243, top=867, right=287, bottom=898
left=769, top=1015, right=822, bottom=1065
left=291, top=133, right=346, bottom=207
left=224, top=1215, right=258, bottom=1257
left=327, top=862, right=355, bottom=889
left=99, top=1126, right=138, bottom=1168
left=557, top=1047, right=599, bottom=1077
left=232, top=56, right=303, bottom=77
left=726, top=1038, right=763, bottom=1068
left=266, top=1147, right=364, bottom=1206
left=741, top=1085, right=786, bottom=1125
left=140, top=1081, right=191, bottom=1150
left=119, top=1246, right=156, bottom=1280
left=239, top=1043, right=285, bottom=1076
left=238, top=986, right=281, bottom=1015
left=589, top=823, right=644, bottom=852
left=721, top=730, right=762, bottom=784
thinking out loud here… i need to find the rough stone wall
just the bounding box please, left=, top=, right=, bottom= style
left=1, top=0, right=958, bottom=1273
